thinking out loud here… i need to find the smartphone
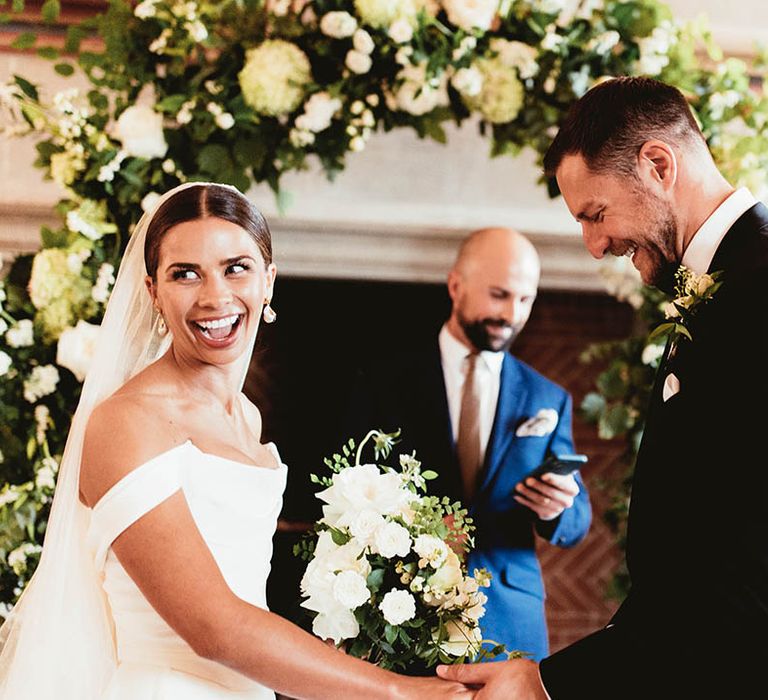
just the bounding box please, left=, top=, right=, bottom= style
left=527, top=453, right=588, bottom=480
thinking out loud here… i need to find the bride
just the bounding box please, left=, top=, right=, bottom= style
left=0, top=183, right=472, bottom=699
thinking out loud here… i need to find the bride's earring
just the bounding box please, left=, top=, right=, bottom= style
left=262, top=299, right=277, bottom=324
left=156, top=309, right=168, bottom=337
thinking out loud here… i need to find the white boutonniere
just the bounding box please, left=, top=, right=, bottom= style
left=516, top=408, right=559, bottom=437
left=649, top=266, right=723, bottom=346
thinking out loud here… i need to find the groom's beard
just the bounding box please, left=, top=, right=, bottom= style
left=459, top=313, right=519, bottom=353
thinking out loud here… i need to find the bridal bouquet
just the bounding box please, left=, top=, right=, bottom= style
left=294, top=430, right=501, bottom=671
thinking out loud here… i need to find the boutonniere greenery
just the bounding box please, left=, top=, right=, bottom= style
left=648, top=266, right=723, bottom=345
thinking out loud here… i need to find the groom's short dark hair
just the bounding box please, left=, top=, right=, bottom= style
left=543, top=76, right=706, bottom=179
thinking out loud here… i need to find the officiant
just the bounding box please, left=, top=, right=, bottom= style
left=345, top=227, right=592, bottom=661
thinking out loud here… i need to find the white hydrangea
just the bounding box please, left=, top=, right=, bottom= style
left=114, top=104, right=168, bottom=160
left=320, top=11, right=358, bottom=38
left=354, top=0, right=430, bottom=29
left=379, top=588, right=416, bottom=625
left=442, top=0, right=499, bottom=32
left=23, top=365, right=60, bottom=403
left=588, top=30, right=620, bottom=56
left=92, top=262, right=116, bottom=304
left=35, top=460, right=57, bottom=490
left=5, top=319, right=34, bottom=348
left=463, top=55, right=524, bottom=124
left=34, top=404, right=50, bottom=444
left=238, top=41, right=312, bottom=116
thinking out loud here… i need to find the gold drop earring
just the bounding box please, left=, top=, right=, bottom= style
left=155, top=306, right=168, bottom=336
left=262, top=299, right=277, bottom=324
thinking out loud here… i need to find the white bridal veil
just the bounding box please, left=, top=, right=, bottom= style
left=0, top=182, right=249, bottom=698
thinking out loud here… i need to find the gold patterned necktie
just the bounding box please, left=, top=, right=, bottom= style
left=457, top=351, right=482, bottom=503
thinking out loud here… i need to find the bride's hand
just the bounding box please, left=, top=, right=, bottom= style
left=393, top=675, right=476, bottom=698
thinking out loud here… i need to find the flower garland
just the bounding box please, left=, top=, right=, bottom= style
left=1, top=0, right=768, bottom=610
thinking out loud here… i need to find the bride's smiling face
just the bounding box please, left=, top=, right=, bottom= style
left=146, top=216, right=276, bottom=366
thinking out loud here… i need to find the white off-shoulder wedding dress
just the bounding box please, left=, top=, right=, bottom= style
left=87, top=440, right=287, bottom=699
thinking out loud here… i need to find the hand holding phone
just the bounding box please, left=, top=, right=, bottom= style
left=527, top=453, right=587, bottom=481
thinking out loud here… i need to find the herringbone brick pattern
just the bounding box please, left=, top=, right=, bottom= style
left=513, top=291, right=634, bottom=652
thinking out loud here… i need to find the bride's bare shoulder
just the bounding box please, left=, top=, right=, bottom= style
left=81, top=386, right=181, bottom=506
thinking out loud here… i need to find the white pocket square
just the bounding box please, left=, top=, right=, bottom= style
left=516, top=408, right=559, bottom=437
left=662, top=372, right=680, bottom=402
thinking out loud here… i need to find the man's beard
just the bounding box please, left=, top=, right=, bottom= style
left=627, top=186, right=680, bottom=288
left=458, top=312, right=519, bottom=353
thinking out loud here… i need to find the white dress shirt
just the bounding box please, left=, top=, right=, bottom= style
left=439, top=324, right=505, bottom=466
left=682, top=187, right=756, bottom=274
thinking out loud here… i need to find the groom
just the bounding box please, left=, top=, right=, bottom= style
left=439, top=77, right=768, bottom=698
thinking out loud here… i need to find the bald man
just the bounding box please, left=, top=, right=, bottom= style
left=347, top=228, right=592, bottom=661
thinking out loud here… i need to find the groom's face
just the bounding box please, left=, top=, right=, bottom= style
left=556, top=153, right=679, bottom=286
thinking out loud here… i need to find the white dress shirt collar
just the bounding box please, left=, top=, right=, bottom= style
left=438, top=324, right=505, bottom=377
left=682, top=187, right=756, bottom=274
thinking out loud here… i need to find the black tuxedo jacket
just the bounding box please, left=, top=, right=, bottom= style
left=540, top=203, right=768, bottom=697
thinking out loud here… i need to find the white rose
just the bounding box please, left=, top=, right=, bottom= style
left=141, top=191, right=162, bottom=213
left=435, top=619, right=482, bottom=656
left=353, top=28, right=375, bottom=54
left=312, top=607, right=360, bottom=643
left=114, top=104, right=168, bottom=160
left=346, top=49, right=373, bottom=75
left=296, top=92, right=342, bottom=133
left=388, top=18, right=413, bottom=43
left=0, top=350, right=11, bottom=377
left=688, top=273, right=714, bottom=296
left=317, top=463, right=413, bottom=528
left=320, top=11, right=358, bottom=38
left=451, top=67, right=483, bottom=97
left=373, top=521, right=411, bottom=559
left=641, top=344, right=665, bottom=366
left=349, top=508, right=386, bottom=545
left=413, top=534, right=449, bottom=567
left=5, top=319, right=34, bottom=348
left=379, top=588, right=416, bottom=625
left=56, top=320, right=100, bottom=382
left=332, top=570, right=371, bottom=610
left=442, top=0, right=498, bottom=31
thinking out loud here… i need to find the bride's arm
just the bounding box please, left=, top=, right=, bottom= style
left=81, top=402, right=470, bottom=700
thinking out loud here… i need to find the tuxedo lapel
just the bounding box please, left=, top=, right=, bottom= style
left=478, top=354, right=528, bottom=493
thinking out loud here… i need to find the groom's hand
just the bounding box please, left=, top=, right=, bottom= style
left=437, top=659, right=550, bottom=700
left=514, top=472, right=579, bottom=521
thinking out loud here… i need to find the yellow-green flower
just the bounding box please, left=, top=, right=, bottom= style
left=238, top=40, right=312, bottom=116
left=464, top=56, right=525, bottom=124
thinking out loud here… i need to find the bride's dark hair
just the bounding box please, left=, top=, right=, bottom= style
left=144, top=183, right=272, bottom=279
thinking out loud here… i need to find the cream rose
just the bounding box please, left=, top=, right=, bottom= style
left=114, top=104, right=168, bottom=160
left=373, top=521, right=411, bottom=559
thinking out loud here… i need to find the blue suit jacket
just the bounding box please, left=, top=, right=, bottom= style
left=347, top=341, right=592, bottom=661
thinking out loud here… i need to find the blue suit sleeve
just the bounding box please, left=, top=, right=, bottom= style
left=534, top=391, right=592, bottom=547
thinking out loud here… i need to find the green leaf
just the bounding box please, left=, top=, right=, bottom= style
left=11, top=32, right=36, bottom=50
left=384, top=624, right=398, bottom=645
left=36, top=46, right=59, bottom=60
left=13, top=75, right=38, bottom=100
left=54, top=63, right=74, bottom=77
left=421, top=470, right=438, bottom=480
left=366, top=567, right=385, bottom=592
left=41, top=0, right=60, bottom=23
left=197, top=143, right=231, bottom=176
